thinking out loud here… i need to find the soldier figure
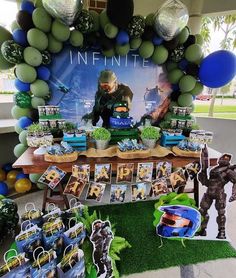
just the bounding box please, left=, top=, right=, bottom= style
left=198, top=145, right=236, bottom=239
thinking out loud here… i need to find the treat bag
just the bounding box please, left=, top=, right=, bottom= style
left=57, top=245, right=85, bottom=278
left=30, top=248, right=57, bottom=278
left=21, top=203, right=43, bottom=227
left=0, top=250, right=30, bottom=278
left=15, top=222, right=43, bottom=261
left=63, top=218, right=86, bottom=247
left=42, top=217, right=65, bottom=256
left=43, top=204, right=62, bottom=223
left=63, top=199, right=84, bottom=229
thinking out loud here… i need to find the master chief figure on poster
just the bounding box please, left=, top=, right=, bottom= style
left=197, top=145, right=236, bottom=239
left=90, top=220, right=114, bottom=278
left=83, top=70, right=133, bottom=128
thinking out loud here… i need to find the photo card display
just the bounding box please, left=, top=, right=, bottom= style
left=136, top=162, right=153, bottom=183
left=72, top=164, right=90, bottom=183
left=63, top=176, right=86, bottom=199
left=116, top=163, right=134, bottom=183
left=169, top=169, right=186, bottom=190
left=94, top=164, right=112, bottom=183
left=156, top=162, right=172, bottom=179
left=38, top=166, right=66, bottom=189
left=110, top=184, right=128, bottom=203
left=86, top=182, right=106, bottom=202
left=131, top=182, right=147, bottom=201
left=149, top=178, right=170, bottom=198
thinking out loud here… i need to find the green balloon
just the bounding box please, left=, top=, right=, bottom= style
left=37, top=182, right=46, bottom=189
left=115, top=43, right=130, bottom=56
left=145, top=13, right=155, bottom=26
left=24, top=46, right=42, bottom=67
left=178, top=93, right=193, bottom=107
left=189, top=82, right=204, bottom=96
left=69, top=30, right=83, bottom=47
left=102, top=48, right=115, bottom=57
left=179, top=75, right=196, bottom=93
left=11, top=105, right=31, bottom=119
left=139, top=41, right=154, bottom=59
left=47, top=34, right=63, bottom=53
left=1, top=40, right=24, bottom=64
left=167, top=69, right=184, bottom=84
left=31, top=96, right=45, bottom=108
left=14, top=92, right=31, bottom=108
left=151, top=45, right=168, bottom=64
left=14, top=143, right=27, bottom=158
left=169, top=101, right=178, bottom=111
left=90, top=10, right=100, bottom=32
left=195, top=34, right=204, bottom=45
left=177, top=27, right=189, bottom=44
left=32, top=7, right=52, bottom=33
left=164, top=112, right=172, bottom=121
left=99, top=10, right=110, bottom=29
left=34, top=0, right=43, bottom=7
left=0, top=26, right=13, bottom=70
left=130, top=38, right=142, bottom=49
left=16, top=63, right=37, bottom=83
left=11, top=20, right=20, bottom=32
left=27, top=28, right=48, bottom=51
left=15, top=123, right=23, bottom=134
left=104, top=23, right=118, bottom=39
left=30, top=80, right=49, bottom=98
left=29, top=173, right=42, bottom=183
left=166, top=61, right=178, bottom=71
left=185, top=44, right=203, bottom=63
left=0, top=54, right=13, bottom=70
left=51, top=19, right=70, bottom=42
left=19, top=130, right=28, bottom=146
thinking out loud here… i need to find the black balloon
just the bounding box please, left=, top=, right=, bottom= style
left=183, top=35, right=196, bottom=48
left=99, top=35, right=114, bottom=51
left=16, top=10, right=34, bottom=31
left=107, top=0, right=134, bottom=29
left=142, top=26, right=155, bottom=41
left=163, top=37, right=179, bottom=50
left=186, top=63, right=199, bottom=77
left=170, top=91, right=181, bottom=101
left=30, top=108, right=39, bottom=122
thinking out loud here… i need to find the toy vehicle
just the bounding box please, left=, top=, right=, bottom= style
left=196, top=94, right=212, bottom=101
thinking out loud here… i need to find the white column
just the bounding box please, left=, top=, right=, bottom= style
left=188, top=0, right=204, bottom=34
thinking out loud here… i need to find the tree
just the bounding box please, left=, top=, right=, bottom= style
left=200, top=15, right=236, bottom=117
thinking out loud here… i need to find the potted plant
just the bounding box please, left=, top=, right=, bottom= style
left=141, top=126, right=161, bottom=149
left=63, top=122, right=76, bottom=138
left=92, top=127, right=111, bottom=150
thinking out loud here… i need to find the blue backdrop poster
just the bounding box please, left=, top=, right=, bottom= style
left=47, top=46, right=172, bottom=125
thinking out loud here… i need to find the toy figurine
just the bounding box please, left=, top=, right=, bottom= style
left=197, top=144, right=236, bottom=239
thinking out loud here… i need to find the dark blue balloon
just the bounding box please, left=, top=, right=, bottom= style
left=2, top=163, right=13, bottom=173
left=172, top=84, right=179, bottom=92
left=152, top=36, right=163, bottom=46
left=178, top=59, right=188, bottom=71
left=21, top=0, right=35, bottom=14
left=13, top=29, right=28, bottom=46
left=199, top=50, right=236, bottom=88
left=37, top=66, right=51, bottom=81
left=116, top=30, right=129, bottom=45
left=18, top=117, right=33, bottom=129
left=16, top=173, right=29, bottom=180
left=15, top=79, right=30, bottom=92
left=0, top=182, right=8, bottom=196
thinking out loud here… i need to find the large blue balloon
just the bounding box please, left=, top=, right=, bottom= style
left=13, top=29, right=28, bottom=46
left=199, top=50, right=236, bottom=88
left=37, top=66, right=51, bottom=81
left=0, top=182, right=9, bottom=196
left=16, top=173, right=29, bottom=180
left=18, top=116, right=33, bottom=129
left=21, top=1, right=35, bottom=14
left=15, top=79, right=30, bottom=92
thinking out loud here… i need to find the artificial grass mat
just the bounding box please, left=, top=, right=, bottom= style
left=89, top=200, right=236, bottom=276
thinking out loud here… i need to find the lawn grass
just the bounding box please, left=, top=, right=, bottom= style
left=91, top=200, right=236, bottom=276
left=194, top=105, right=236, bottom=113
left=193, top=113, right=236, bottom=119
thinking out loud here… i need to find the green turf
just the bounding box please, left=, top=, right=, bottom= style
left=90, top=200, right=236, bottom=276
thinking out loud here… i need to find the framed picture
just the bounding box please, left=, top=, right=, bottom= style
left=116, top=163, right=134, bottom=183
left=156, top=162, right=172, bottom=179
left=131, top=183, right=147, bottom=201
left=169, top=169, right=186, bottom=190
left=110, top=184, right=128, bottom=203
left=136, top=162, right=153, bottom=183
left=149, top=178, right=170, bottom=198
left=72, top=164, right=90, bottom=183
left=94, top=164, right=112, bottom=183
left=63, top=176, right=86, bottom=198
left=86, top=182, right=106, bottom=202
left=38, top=166, right=66, bottom=189
left=185, top=162, right=200, bottom=180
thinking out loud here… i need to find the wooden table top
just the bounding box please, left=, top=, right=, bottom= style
left=13, top=147, right=221, bottom=174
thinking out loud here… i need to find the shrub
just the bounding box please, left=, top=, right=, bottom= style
left=141, top=126, right=161, bottom=140
left=92, top=127, right=111, bottom=140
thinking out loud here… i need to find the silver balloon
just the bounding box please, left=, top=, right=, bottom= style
left=154, top=0, right=189, bottom=41
left=42, top=0, right=83, bottom=26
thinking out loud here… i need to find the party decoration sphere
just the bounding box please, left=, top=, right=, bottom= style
left=42, top=0, right=83, bottom=26
left=116, top=31, right=129, bottom=46
left=21, top=1, right=35, bottom=14
left=70, top=30, right=84, bottom=47
left=0, top=26, right=13, bottom=70
left=199, top=50, right=236, bottom=88
left=115, top=43, right=130, bottom=56
left=0, top=54, right=13, bottom=70
left=74, top=10, right=94, bottom=34
left=11, top=20, right=20, bottom=32
left=29, top=173, right=42, bottom=183
left=18, top=116, right=33, bottom=129
left=179, top=75, right=196, bottom=93
left=166, top=61, right=178, bottom=71
left=139, top=41, right=154, bottom=59
left=47, top=34, right=63, bottom=53
left=6, top=170, right=19, bottom=185
left=183, top=35, right=196, bottom=48
left=15, top=124, right=23, bottom=136
left=31, top=96, right=45, bottom=108
left=100, top=36, right=114, bottom=51
left=30, top=79, right=49, bottom=97
left=27, top=28, right=48, bottom=51
left=90, top=10, right=100, bottom=32
left=178, top=59, right=188, bottom=71
left=130, top=38, right=142, bottom=49
left=0, top=169, right=6, bottom=182
left=13, top=29, right=28, bottom=46
left=167, top=68, right=184, bottom=84
left=11, top=105, right=31, bottom=119
left=0, top=182, right=8, bottom=196
left=154, top=0, right=189, bottom=41
left=185, top=44, right=203, bottom=63
left=16, top=173, right=29, bottom=180
left=23, top=46, right=42, bottom=67
left=178, top=93, right=193, bottom=107
left=36, top=66, right=50, bottom=80
left=195, top=34, right=204, bottom=46
left=15, top=79, right=30, bottom=92
left=14, top=144, right=28, bottom=158
left=104, top=23, right=118, bottom=39
left=99, top=10, right=110, bottom=29
left=2, top=164, right=13, bottom=174
left=15, top=178, right=32, bottom=193
left=142, top=26, right=155, bottom=41
left=107, top=0, right=134, bottom=29
left=152, top=36, right=163, bottom=46
left=170, top=90, right=181, bottom=101
left=127, top=15, right=145, bottom=39
left=1, top=40, right=24, bottom=64
left=102, top=48, right=115, bottom=58
left=15, top=63, right=37, bottom=83
left=170, top=45, right=185, bottom=63
left=41, top=50, right=52, bottom=65
left=52, top=19, right=70, bottom=42
left=177, top=27, right=189, bottom=44
left=16, top=10, right=34, bottom=31
left=151, top=45, right=168, bottom=65
left=189, top=82, right=204, bottom=96
left=169, top=101, right=178, bottom=111
left=32, top=7, right=52, bottom=32
left=186, top=63, right=199, bottom=77
left=14, top=92, right=31, bottom=109
left=37, top=182, right=46, bottom=189
left=19, top=130, right=28, bottom=145
left=145, top=13, right=155, bottom=26
left=163, top=37, right=179, bottom=50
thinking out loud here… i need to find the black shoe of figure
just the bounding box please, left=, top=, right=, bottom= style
left=216, top=230, right=226, bottom=239
left=195, top=229, right=207, bottom=236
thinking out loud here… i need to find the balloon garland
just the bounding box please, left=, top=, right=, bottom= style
left=0, top=0, right=235, bottom=167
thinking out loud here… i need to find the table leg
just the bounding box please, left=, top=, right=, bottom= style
left=42, top=186, right=49, bottom=213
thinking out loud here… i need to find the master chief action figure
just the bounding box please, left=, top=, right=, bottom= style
left=197, top=145, right=236, bottom=239
left=83, top=70, right=133, bottom=128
